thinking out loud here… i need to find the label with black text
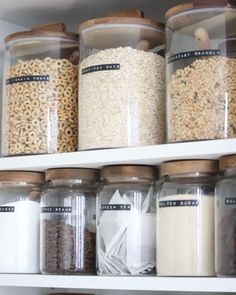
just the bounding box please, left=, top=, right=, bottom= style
left=82, top=64, right=120, bottom=75
left=6, top=75, right=50, bottom=85
left=168, top=50, right=220, bottom=64
left=225, top=198, right=236, bottom=205
left=159, top=200, right=199, bottom=208
left=0, top=206, right=15, bottom=212
left=101, top=204, right=131, bottom=211
left=41, top=206, right=72, bottom=213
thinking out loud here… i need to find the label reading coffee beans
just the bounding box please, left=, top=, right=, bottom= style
left=168, top=50, right=220, bottom=64
left=0, top=206, right=15, bottom=212
left=6, top=75, right=50, bottom=85
left=159, top=200, right=199, bottom=208
left=225, top=198, right=236, bottom=205
left=41, top=206, right=72, bottom=213
left=82, top=64, right=120, bottom=75
left=101, top=204, right=131, bottom=211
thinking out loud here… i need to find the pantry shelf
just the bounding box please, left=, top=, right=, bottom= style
left=0, top=139, right=235, bottom=171
left=0, top=274, right=235, bottom=293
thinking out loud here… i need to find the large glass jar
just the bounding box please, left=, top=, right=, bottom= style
left=215, top=155, right=236, bottom=276
left=166, top=1, right=236, bottom=143
left=156, top=160, right=218, bottom=276
left=0, top=171, right=44, bottom=273
left=79, top=10, right=165, bottom=150
left=97, top=165, right=157, bottom=275
left=2, top=23, right=79, bottom=156
left=40, top=168, right=99, bottom=274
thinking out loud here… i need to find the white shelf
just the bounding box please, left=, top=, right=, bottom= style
left=0, top=139, right=235, bottom=171
left=0, top=275, right=234, bottom=293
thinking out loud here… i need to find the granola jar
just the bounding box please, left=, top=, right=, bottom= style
left=40, top=168, right=99, bottom=274
left=97, top=165, right=157, bottom=275
left=79, top=10, right=165, bottom=150
left=216, top=155, right=236, bottom=276
left=157, top=160, right=218, bottom=276
left=2, top=23, right=79, bottom=156
left=166, top=1, right=236, bottom=143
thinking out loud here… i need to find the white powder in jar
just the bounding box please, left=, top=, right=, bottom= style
left=79, top=47, right=165, bottom=150
left=157, top=194, right=215, bottom=276
left=0, top=200, right=40, bottom=273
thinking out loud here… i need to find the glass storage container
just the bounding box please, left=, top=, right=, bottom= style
left=156, top=160, right=218, bottom=276
left=40, top=168, right=99, bottom=274
left=166, top=1, right=236, bottom=143
left=0, top=171, right=44, bottom=273
left=79, top=10, right=165, bottom=150
left=2, top=23, right=79, bottom=156
left=216, top=155, right=236, bottom=276
left=97, top=165, right=157, bottom=275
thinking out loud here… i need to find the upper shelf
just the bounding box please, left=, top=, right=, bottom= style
left=0, top=139, right=235, bottom=171
left=0, top=0, right=187, bottom=30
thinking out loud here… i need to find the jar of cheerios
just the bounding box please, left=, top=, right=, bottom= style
left=2, top=23, right=79, bottom=156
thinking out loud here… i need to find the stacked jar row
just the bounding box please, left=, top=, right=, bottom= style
left=3, top=1, right=236, bottom=156
left=1, top=156, right=236, bottom=276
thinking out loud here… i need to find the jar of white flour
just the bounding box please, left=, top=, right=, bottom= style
left=0, top=171, right=44, bottom=273
left=156, top=160, right=218, bottom=276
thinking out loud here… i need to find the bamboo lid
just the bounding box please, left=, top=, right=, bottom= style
left=5, top=22, right=79, bottom=43
left=0, top=171, right=44, bottom=184
left=46, top=168, right=100, bottom=182
left=220, top=155, right=236, bottom=171
left=160, top=160, right=219, bottom=176
left=101, top=165, right=158, bottom=182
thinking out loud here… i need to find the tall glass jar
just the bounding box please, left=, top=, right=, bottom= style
left=97, top=165, right=157, bottom=275
left=40, top=168, right=99, bottom=274
left=79, top=10, right=165, bottom=150
left=166, top=1, right=236, bottom=142
left=156, top=160, right=218, bottom=276
left=2, top=23, right=79, bottom=156
left=0, top=171, right=44, bottom=273
left=215, top=155, right=236, bottom=276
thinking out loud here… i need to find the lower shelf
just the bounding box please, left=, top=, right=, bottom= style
left=0, top=275, right=235, bottom=293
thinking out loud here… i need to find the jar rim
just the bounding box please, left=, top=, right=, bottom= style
left=0, top=171, right=44, bottom=185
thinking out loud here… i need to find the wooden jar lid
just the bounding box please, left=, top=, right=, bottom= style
left=46, top=168, right=100, bottom=182
left=5, top=22, right=79, bottom=43
left=0, top=171, right=44, bottom=184
left=220, top=155, right=236, bottom=171
left=101, top=165, right=158, bottom=182
left=160, top=160, right=219, bottom=177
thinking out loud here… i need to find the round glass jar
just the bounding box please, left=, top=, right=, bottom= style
left=156, top=160, right=218, bottom=276
left=0, top=171, right=44, bottom=273
left=166, top=1, right=236, bottom=143
left=97, top=165, right=157, bottom=275
left=79, top=10, right=165, bottom=150
left=2, top=23, right=79, bottom=156
left=215, top=155, right=236, bottom=276
left=40, top=168, right=99, bottom=274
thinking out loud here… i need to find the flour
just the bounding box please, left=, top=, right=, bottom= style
left=0, top=200, right=40, bottom=273
left=157, top=194, right=215, bottom=276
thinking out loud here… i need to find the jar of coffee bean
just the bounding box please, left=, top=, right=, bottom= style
left=216, top=155, right=236, bottom=276
left=40, top=168, right=99, bottom=274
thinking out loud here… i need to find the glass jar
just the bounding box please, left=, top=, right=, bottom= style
left=0, top=171, right=44, bottom=273
left=215, top=155, right=236, bottom=276
left=79, top=10, right=165, bottom=150
left=40, top=168, right=99, bottom=274
left=156, top=160, right=218, bottom=276
left=2, top=23, right=79, bottom=156
left=166, top=1, right=236, bottom=143
left=97, top=165, right=157, bottom=275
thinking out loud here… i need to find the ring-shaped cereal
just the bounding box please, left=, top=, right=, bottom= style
left=31, top=99, right=40, bottom=108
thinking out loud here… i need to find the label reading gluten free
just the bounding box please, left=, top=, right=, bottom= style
left=168, top=50, right=220, bottom=64
left=0, top=206, right=15, bottom=212
left=41, top=206, right=72, bottom=213
left=6, top=75, right=50, bottom=85
left=159, top=200, right=199, bottom=208
left=225, top=198, right=236, bottom=205
left=101, top=204, right=131, bottom=211
left=82, top=64, right=120, bottom=75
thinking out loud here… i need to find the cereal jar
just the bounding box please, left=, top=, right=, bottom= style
left=166, top=1, right=236, bottom=143
left=2, top=23, right=79, bottom=156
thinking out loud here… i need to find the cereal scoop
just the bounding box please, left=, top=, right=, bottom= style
left=194, top=27, right=211, bottom=50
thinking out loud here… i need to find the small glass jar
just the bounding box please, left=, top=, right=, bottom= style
left=79, top=10, right=165, bottom=150
left=40, top=168, right=99, bottom=274
left=0, top=171, right=44, bottom=273
left=166, top=1, right=236, bottom=142
left=215, top=155, right=236, bottom=276
left=2, top=23, right=79, bottom=156
left=156, top=160, right=218, bottom=276
left=97, top=165, right=157, bottom=275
